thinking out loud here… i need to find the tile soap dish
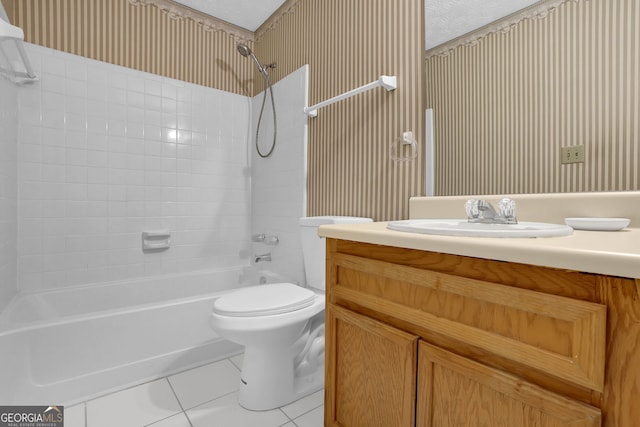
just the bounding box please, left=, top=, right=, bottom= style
left=564, top=217, right=630, bottom=231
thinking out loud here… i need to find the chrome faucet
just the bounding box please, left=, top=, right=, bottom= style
left=252, top=233, right=279, bottom=245
left=254, top=253, right=272, bottom=263
left=465, top=198, right=517, bottom=224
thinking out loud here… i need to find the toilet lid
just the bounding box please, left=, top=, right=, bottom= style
left=213, top=283, right=317, bottom=317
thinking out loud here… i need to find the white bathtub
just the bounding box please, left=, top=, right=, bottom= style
left=0, top=268, right=248, bottom=405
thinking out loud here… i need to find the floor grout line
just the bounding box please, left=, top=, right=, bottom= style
left=182, top=389, right=238, bottom=412
left=290, top=403, right=323, bottom=422
left=73, top=353, right=324, bottom=427
left=278, top=408, right=294, bottom=424
left=164, top=377, right=193, bottom=427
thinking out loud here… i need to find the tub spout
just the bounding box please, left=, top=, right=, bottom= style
left=254, top=253, right=272, bottom=263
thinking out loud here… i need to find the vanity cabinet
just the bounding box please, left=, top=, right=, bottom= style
left=324, top=238, right=640, bottom=427
left=326, top=305, right=418, bottom=426
left=416, top=342, right=600, bottom=426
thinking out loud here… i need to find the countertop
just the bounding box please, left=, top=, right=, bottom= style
left=319, top=221, right=640, bottom=279
left=318, top=192, right=640, bottom=279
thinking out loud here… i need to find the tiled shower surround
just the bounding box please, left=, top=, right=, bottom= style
left=250, top=65, right=308, bottom=287
left=0, top=76, right=18, bottom=310
left=16, top=43, right=252, bottom=292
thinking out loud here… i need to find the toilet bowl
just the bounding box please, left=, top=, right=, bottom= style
left=209, top=216, right=372, bottom=410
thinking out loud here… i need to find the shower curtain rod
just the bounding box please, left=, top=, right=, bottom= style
left=304, top=75, right=397, bottom=118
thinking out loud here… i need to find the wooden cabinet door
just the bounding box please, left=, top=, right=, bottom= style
left=417, top=342, right=601, bottom=427
left=325, top=304, right=418, bottom=427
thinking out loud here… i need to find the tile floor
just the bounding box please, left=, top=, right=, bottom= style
left=63, top=354, right=324, bottom=427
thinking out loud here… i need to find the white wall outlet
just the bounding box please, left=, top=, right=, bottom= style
left=561, top=145, right=585, bottom=164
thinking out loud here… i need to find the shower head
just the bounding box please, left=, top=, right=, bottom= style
left=236, top=43, right=273, bottom=78
left=236, top=43, right=252, bottom=58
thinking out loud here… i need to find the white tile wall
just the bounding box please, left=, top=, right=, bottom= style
left=251, top=65, right=309, bottom=285
left=17, top=44, right=252, bottom=292
left=0, top=75, right=18, bottom=310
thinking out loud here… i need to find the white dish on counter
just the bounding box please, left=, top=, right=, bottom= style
left=564, top=217, right=630, bottom=231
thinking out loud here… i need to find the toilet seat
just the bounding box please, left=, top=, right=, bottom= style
left=213, top=283, right=316, bottom=317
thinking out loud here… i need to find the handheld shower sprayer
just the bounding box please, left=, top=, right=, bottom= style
left=236, top=43, right=278, bottom=158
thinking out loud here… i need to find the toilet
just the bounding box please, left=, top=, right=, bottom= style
left=209, top=216, right=372, bottom=410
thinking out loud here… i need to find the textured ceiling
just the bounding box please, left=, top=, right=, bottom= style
left=425, top=0, right=540, bottom=48
left=174, top=0, right=541, bottom=49
left=173, top=0, right=287, bottom=31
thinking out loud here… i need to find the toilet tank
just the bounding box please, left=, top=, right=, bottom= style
left=299, top=216, right=373, bottom=292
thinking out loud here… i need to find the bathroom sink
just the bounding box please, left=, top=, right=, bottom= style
left=387, top=219, right=573, bottom=238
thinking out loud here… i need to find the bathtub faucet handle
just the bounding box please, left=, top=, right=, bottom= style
left=263, top=235, right=279, bottom=245
left=252, top=233, right=279, bottom=245
left=252, top=233, right=266, bottom=242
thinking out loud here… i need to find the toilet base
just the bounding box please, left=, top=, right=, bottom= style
left=238, top=345, right=324, bottom=411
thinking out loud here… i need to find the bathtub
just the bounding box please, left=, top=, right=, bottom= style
left=0, top=268, right=249, bottom=405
